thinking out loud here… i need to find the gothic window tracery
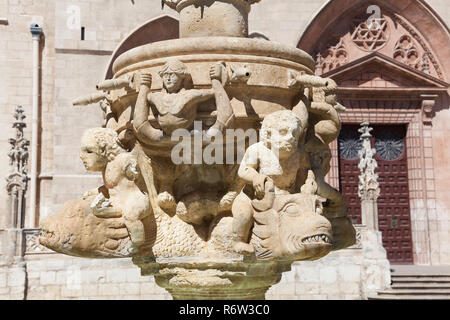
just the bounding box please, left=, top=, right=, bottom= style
left=312, top=8, right=442, bottom=80
left=393, top=35, right=421, bottom=70
left=315, top=39, right=348, bottom=74
left=351, top=17, right=389, bottom=52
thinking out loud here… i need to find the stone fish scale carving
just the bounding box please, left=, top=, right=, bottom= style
left=40, top=0, right=356, bottom=300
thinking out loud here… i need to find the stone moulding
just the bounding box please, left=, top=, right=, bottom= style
left=112, top=37, right=315, bottom=75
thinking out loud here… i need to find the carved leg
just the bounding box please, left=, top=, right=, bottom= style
left=122, top=195, right=151, bottom=254
left=123, top=218, right=145, bottom=252
left=231, top=192, right=255, bottom=255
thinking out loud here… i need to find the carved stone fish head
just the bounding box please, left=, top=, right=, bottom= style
left=251, top=192, right=333, bottom=261
left=39, top=197, right=133, bottom=258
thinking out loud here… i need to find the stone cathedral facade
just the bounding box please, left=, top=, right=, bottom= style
left=0, top=0, right=449, bottom=300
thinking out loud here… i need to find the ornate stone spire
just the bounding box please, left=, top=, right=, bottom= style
left=357, top=121, right=380, bottom=201
left=6, top=105, right=30, bottom=196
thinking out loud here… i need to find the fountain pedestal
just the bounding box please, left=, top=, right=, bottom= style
left=135, top=257, right=291, bottom=300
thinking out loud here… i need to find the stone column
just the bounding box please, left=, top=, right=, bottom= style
left=29, top=23, right=42, bottom=228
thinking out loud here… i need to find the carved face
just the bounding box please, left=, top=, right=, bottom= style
left=252, top=193, right=333, bottom=261
left=80, top=134, right=107, bottom=172
left=261, top=111, right=301, bottom=158
left=278, top=194, right=332, bottom=260
left=162, top=71, right=184, bottom=93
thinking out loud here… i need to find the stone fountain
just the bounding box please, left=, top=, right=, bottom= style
left=40, top=0, right=356, bottom=300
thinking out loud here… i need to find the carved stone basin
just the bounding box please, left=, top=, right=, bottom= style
left=108, top=37, right=315, bottom=152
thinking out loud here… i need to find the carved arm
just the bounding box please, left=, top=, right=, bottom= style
left=238, top=146, right=269, bottom=199
left=133, top=72, right=164, bottom=144
left=209, top=63, right=234, bottom=133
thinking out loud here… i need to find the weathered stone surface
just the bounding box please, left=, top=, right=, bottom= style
left=37, top=0, right=358, bottom=300
left=0, top=0, right=446, bottom=301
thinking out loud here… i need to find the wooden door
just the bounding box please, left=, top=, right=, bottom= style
left=338, top=125, right=414, bottom=264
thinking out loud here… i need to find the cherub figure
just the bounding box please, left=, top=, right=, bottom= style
left=133, top=58, right=234, bottom=211
left=231, top=110, right=311, bottom=254
left=80, top=128, right=151, bottom=254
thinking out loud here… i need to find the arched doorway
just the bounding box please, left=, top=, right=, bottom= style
left=297, top=0, right=449, bottom=264
left=104, top=15, right=179, bottom=79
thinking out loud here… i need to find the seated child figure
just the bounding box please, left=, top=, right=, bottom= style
left=232, top=110, right=310, bottom=254
left=80, top=128, right=150, bottom=254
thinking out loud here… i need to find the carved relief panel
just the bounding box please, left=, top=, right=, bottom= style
left=314, top=6, right=443, bottom=80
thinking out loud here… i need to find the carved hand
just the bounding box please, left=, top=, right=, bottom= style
left=124, top=159, right=139, bottom=181
left=140, top=72, right=152, bottom=88
left=90, top=192, right=108, bottom=211
left=90, top=193, right=122, bottom=218
left=209, top=63, right=223, bottom=81
left=254, top=174, right=271, bottom=200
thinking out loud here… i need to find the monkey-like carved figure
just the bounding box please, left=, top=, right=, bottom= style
left=231, top=110, right=311, bottom=254
left=80, top=128, right=152, bottom=255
